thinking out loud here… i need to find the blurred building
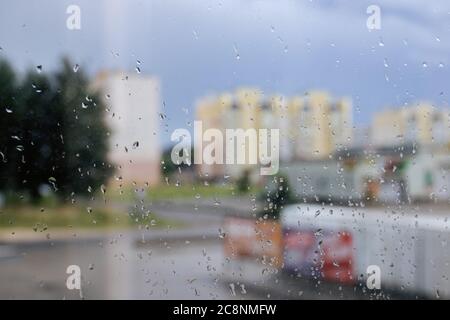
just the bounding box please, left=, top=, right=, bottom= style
left=196, top=93, right=231, bottom=179
left=372, top=103, right=450, bottom=147
left=284, top=143, right=449, bottom=205
left=195, top=89, right=352, bottom=180
left=289, top=91, right=352, bottom=160
left=196, top=88, right=261, bottom=180
left=352, top=126, right=372, bottom=149
left=92, top=71, right=161, bottom=186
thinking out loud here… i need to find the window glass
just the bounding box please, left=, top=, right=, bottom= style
left=0, top=0, right=449, bottom=300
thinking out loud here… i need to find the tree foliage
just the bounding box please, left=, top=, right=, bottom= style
left=0, top=58, right=113, bottom=201
left=258, top=174, right=292, bottom=220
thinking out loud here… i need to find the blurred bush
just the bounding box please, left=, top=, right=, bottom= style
left=258, top=174, right=292, bottom=220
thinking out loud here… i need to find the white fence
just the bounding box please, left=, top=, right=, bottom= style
left=281, top=204, right=450, bottom=298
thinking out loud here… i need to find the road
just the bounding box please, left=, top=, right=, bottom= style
left=0, top=198, right=269, bottom=300
left=0, top=198, right=423, bottom=300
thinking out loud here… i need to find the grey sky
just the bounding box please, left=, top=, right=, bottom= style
left=1, top=0, right=450, bottom=146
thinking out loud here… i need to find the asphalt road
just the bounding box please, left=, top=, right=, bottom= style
left=0, top=199, right=267, bottom=300
left=0, top=198, right=424, bottom=300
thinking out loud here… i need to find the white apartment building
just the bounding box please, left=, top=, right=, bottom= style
left=92, top=71, right=161, bottom=186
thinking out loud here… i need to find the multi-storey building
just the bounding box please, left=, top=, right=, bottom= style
left=92, top=71, right=161, bottom=186
left=372, top=103, right=450, bottom=147
left=195, top=89, right=353, bottom=179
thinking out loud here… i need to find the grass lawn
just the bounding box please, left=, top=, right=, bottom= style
left=0, top=204, right=178, bottom=232
left=147, top=183, right=237, bottom=200
left=147, top=183, right=262, bottom=201
left=106, top=182, right=261, bottom=202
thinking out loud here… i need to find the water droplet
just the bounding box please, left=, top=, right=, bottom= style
left=73, top=64, right=79, bottom=73
left=36, top=65, right=42, bottom=73
left=240, top=284, right=247, bottom=294
left=422, top=62, right=428, bottom=68
left=233, top=44, right=240, bottom=60
left=31, top=83, right=42, bottom=93
left=229, top=283, right=236, bottom=296
left=135, top=66, right=141, bottom=74
left=48, top=177, right=57, bottom=191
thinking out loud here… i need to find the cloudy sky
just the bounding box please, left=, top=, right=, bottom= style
left=1, top=0, right=450, bottom=146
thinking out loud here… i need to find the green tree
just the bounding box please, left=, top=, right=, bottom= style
left=258, top=175, right=292, bottom=220
left=161, top=145, right=192, bottom=178
left=0, top=60, right=19, bottom=193
left=15, top=70, right=61, bottom=199
left=51, top=58, right=113, bottom=198
left=236, top=169, right=250, bottom=194
left=0, top=57, right=113, bottom=201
